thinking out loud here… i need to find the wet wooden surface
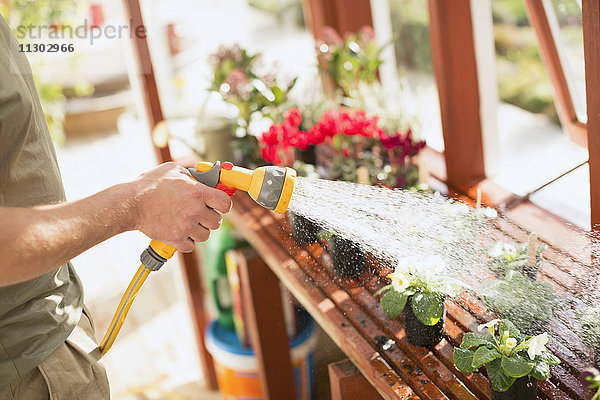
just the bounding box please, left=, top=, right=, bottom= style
left=227, top=192, right=592, bottom=400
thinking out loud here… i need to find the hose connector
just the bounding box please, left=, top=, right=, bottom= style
left=141, top=240, right=178, bottom=271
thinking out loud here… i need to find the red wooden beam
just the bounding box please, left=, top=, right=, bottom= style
left=427, top=0, right=486, bottom=193
left=583, top=0, right=600, bottom=229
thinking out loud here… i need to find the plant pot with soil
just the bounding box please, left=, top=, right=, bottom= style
left=454, top=319, right=560, bottom=400
left=376, top=255, right=462, bottom=347
left=287, top=211, right=320, bottom=245
left=327, top=235, right=366, bottom=277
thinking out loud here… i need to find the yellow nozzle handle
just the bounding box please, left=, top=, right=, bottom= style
left=196, top=161, right=253, bottom=191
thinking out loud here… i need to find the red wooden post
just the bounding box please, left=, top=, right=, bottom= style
left=238, top=256, right=297, bottom=400
left=427, top=0, right=486, bottom=193
left=302, top=0, right=373, bottom=38
left=122, top=0, right=218, bottom=390
left=583, top=0, right=600, bottom=230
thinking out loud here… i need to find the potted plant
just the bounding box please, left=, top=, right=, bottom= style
left=208, top=44, right=297, bottom=168
left=376, top=255, right=462, bottom=347
left=580, top=367, right=600, bottom=400
left=454, top=319, right=560, bottom=400
left=485, top=235, right=547, bottom=280
left=481, top=270, right=568, bottom=335
left=576, top=305, right=600, bottom=368
left=315, top=26, right=383, bottom=98
left=326, top=234, right=367, bottom=277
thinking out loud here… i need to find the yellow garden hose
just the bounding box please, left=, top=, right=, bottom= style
left=99, top=264, right=151, bottom=355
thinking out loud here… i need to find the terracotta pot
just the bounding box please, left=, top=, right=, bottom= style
left=402, top=297, right=446, bottom=347
left=328, top=235, right=366, bottom=277
left=287, top=211, right=320, bottom=245
left=491, top=375, right=538, bottom=400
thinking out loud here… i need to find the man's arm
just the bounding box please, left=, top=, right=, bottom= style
left=0, top=162, right=232, bottom=286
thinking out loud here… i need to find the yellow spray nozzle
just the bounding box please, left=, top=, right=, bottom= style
left=194, top=161, right=296, bottom=214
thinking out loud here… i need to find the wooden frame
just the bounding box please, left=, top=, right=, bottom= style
left=122, top=0, right=218, bottom=390
left=583, top=0, right=600, bottom=229
left=523, top=0, right=588, bottom=148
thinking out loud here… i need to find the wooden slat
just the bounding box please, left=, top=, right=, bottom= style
left=238, top=256, right=297, bottom=400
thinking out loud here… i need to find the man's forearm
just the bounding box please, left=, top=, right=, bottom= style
left=1, top=183, right=137, bottom=286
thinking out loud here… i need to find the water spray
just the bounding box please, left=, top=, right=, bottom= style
left=98, top=161, right=296, bottom=356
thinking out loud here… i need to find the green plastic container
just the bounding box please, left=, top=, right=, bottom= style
left=204, top=221, right=241, bottom=330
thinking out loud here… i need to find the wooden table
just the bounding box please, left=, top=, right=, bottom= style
left=227, top=192, right=594, bottom=400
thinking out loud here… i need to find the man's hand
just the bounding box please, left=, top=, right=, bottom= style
left=130, top=162, right=232, bottom=253
left=0, top=162, right=233, bottom=286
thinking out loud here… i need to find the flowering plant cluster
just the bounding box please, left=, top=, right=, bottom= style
left=454, top=319, right=560, bottom=392
left=375, top=255, right=462, bottom=326
left=257, top=106, right=426, bottom=187
left=316, top=26, right=383, bottom=97
left=485, top=239, right=547, bottom=279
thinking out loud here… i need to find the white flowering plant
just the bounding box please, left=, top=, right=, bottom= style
left=376, top=255, right=463, bottom=326
left=485, top=240, right=547, bottom=279
left=454, top=319, right=560, bottom=392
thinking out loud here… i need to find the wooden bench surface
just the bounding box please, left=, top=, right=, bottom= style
left=227, top=192, right=594, bottom=400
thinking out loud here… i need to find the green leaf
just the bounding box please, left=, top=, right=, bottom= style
left=499, top=319, right=520, bottom=339
left=539, top=350, right=561, bottom=366
left=410, top=293, right=445, bottom=326
left=501, top=354, right=534, bottom=378
left=472, top=346, right=502, bottom=369
left=529, top=360, right=550, bottom=381
left=374, top=284, right=393, bottom=297
left=453, top=348, right=476, bottom=373
left=487, top=358, right=516, bottom=392
left=380, top=290, right=408, bottom=318
left=460, top=332, right=495, bottom=350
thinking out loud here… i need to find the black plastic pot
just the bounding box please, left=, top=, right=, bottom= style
left=328, top=235, right=366, bottom=277
left=402, top=297, right=446, bottom=347
left=287, top=211, right=320, bottom=245
left=491, top=375, right=538, bottom=400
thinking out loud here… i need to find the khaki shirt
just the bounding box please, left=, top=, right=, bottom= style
left=0, top=16, right=83, bottom=390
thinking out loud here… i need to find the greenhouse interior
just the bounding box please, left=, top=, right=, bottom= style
left=1, top=0, right=600, bottom=399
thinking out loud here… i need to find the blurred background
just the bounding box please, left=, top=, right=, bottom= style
left=0, top=0, right=589, bottom=398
